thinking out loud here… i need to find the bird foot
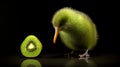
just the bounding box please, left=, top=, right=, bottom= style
left=78, top=49, right=90, bottom=63
left=79, top=53, right=90, bottom=58
left=79, top=49, right=90, bottom=58
left=64, top=49, right=90, bottom=59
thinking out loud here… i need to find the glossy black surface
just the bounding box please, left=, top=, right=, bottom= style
left=1, top=54, right=119, bottom=67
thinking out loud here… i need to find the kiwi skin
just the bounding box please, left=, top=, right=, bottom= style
left=20, top=35, right=43, bottom=57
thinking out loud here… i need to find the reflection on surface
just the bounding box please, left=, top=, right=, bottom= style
left=65, top=58, right=97, bottom=67
left=1, top=54, right=119, bottom=67
left=21, top=59, right=42, bottom=67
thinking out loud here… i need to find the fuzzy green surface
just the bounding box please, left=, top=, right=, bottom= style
left=21, top=59, right=42, bottom=67
left=52, top=7, right=98, bottom=51
left=20, top=35, right=43, bottom=57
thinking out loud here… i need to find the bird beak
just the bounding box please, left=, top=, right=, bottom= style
left=53, top=27, right=59, bottom=44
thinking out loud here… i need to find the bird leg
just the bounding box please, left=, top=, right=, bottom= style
left=79, top=49, right=90, bottom=58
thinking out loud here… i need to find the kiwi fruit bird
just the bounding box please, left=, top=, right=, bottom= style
left=52, top=7, right=98, bottom=58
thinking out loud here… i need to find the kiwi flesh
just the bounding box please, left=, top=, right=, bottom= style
left=20, top=35, right=43, bottom=57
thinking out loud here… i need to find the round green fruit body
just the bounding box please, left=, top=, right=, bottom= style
left=20, top=35, right=43, bottom=57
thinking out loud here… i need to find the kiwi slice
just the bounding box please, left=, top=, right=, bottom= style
left=20, top=35, right=43, bottom=57
left=21, top=59, right=42, bottom=67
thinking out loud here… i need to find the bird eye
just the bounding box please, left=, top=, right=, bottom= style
left=59, top=17, right=68, bottom=27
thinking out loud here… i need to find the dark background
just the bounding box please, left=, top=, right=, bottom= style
left=0, top=0, right=119, bottom=57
